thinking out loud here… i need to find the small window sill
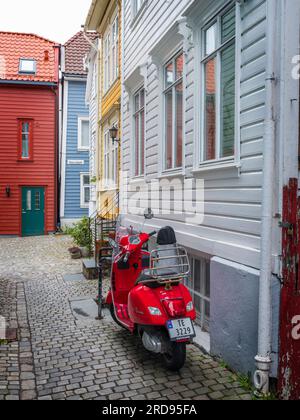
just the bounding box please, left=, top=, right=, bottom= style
left=129, top=176, right=146, bottom=185
left=131, top=1, right=148, bottom=29
left=192, top=160, right=241, bottom=177
left=158, top=168, right=185, bottom=180
left=17, top=158, right=34, bottom=163
left=78, top=148, right=89, bottom=152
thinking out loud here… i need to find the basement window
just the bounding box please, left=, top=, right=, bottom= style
left=19, top=59, right=36, bottom=75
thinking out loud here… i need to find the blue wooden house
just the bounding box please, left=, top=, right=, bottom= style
left=60, top=31, right=97, bottom=227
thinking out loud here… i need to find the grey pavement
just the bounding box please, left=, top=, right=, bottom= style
left=0, top=235, right=252, bottom=400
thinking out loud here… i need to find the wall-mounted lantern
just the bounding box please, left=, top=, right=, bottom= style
left=5, top=186, right=11, bottom=198
left=109, top=124, right=120, bottom=145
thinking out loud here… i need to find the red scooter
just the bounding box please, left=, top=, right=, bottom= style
left=106, top=223, right=196, bottom=371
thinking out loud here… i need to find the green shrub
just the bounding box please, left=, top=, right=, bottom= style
left=67, top=217, right=92, bottom=253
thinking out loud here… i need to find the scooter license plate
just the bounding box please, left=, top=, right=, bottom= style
left=166, top=318, right=195, bottom=341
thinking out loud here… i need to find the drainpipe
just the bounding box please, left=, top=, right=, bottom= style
left=254, top=0, right=277, bottom=395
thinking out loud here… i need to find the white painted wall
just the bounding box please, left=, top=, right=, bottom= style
left=121, top=0, right=299, bottom=271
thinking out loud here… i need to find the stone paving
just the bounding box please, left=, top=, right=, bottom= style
left=0, top=235, right=253, bottom=400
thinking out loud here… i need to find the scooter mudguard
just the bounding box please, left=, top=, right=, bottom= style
left=128, top=283, right=196, bottom=326
left=106, top=290, right=113, bottom=305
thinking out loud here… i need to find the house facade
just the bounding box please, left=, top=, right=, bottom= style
left=0, top=32, right=60, bottom=236
left=85, top=37, right=100, bottom=217
left=85, top=0, right=121, bottom=217
left=60, top=32, right=96, bottom=228
left=119, top=0, right=300, bottom=385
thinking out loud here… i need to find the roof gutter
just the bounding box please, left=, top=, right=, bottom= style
left=0, top=80, right=58, bottom=87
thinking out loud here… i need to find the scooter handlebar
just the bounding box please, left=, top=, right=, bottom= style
left=149, top=231, right=157, bottom=237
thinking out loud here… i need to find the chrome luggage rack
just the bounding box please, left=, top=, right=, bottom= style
left=141, top=245, right=190, bottom=284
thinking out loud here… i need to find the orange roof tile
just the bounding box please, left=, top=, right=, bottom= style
left=0, top=31, right=60, bottom=83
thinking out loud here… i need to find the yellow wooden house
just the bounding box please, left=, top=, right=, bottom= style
left=85, top=0, right=121, bottom=219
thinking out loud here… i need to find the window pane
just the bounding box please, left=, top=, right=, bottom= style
left=141, top=109, right=145, bottom=175
left=35, top=192, right=40, bottom=210
left=135, top=114, right=140, bottom=176
left=140, top=89, right=145, bottom=108
left=175, top=82, right=183, bottom=168
left=135, top=94, right=140, bottom=112
left=81, top=120, right=89, bottom=148
left=22, top=122, right=30, bottom=133
left=205, top=260, right=211, bottom=298
left=26, top=190, right=31, bottom=211
left=220, top=43, right=235, bottom=158
left=83, top=175, right=90, bottom=185
left=165, top=62, right=174, bottom=87
left=84, top=187, right=90, bottom=203
left=175, top=54, right=184, bottom=80
left=22, top=134, right=29, bottom=158
left=204, top=58, right=216, bottom=161
left=165, top=90, right=173, bottom=170
left=20, top=59, right=36, bottom=73
left=222, top=7, right=236, bottom=44
left=205, top=23, right=217, bottom=56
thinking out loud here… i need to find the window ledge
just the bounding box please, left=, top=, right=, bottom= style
left=129, top=176, right=146, bottom=185
left=192, top=161, right=241, bottom=177
left=131, top=1, right=148, bottom=29
left=158, top=169, right=185, bottom=180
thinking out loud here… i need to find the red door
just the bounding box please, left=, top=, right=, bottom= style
left=278, top=179, right=300, bottom=400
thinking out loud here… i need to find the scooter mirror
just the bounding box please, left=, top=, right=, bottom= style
left=144, top=208, right=154, bottom=220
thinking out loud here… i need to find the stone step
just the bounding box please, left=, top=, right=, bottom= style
left=82, top=258, right=98, bottom=280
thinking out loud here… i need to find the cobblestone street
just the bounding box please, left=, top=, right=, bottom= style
left=0, top=236, right=253, bottom=400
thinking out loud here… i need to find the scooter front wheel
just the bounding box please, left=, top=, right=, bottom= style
left=163, top=342, right=186, bottom=371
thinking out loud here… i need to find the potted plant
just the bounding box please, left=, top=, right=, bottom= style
left=67, top=217, right=92, bottom=258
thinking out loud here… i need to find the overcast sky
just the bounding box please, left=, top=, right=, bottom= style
left=0, top=0, right=93, bottom=44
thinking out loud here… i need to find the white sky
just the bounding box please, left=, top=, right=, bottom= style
left=0, top=0, right=93, bottom=44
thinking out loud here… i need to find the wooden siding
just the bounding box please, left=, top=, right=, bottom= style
left=0, top=85, right=57, bottom=235
left=63, top=81, right=90, bottom=219
left=122, top=0, right=268, bottom=269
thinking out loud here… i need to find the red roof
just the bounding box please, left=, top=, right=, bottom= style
left=64, top=31, right=98, bottom=76
left=0, top=31, right=59, bottom=83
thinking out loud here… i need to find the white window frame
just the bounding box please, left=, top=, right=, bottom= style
left=78, top=117, right=90, bottom=151
left=133, top=87, right=145, bottom=177
left=185, top=255, right=211, bottom=333
left=19, top=58, right=36, bottom=74
left=163, top=51, right=184, bottom=171
left=104, top=127, right=118, bottom=189
left=103, top=13, right=119, bottom=94
left=199, top=3, right=238, bottom=165
left=80, top=173, right=90, bottom=208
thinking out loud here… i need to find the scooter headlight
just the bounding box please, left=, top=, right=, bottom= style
left=148, top=307, right=162, bottom=316
left=186, top=301, right=194, bottom=312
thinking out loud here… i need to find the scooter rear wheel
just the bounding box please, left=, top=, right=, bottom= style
left=163, top=342, right=186, bottom=371
left=109, top=304, right=127, bottom=330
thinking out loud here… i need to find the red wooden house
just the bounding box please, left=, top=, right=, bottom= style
left=0, top=32, right=60, bottom=236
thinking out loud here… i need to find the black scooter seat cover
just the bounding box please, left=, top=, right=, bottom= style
left=157, top=226, right=177, bottom=246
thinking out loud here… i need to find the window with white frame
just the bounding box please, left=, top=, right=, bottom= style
left=104, top=130, right=110, bottom=185
left=201, top=5, right=236, bottom=162
left=184, top=256, right=211, bottom=332
left=133, top=87, right=145, bottom=177
left=104, top=34, right=111, bottom=93
left=133, top=0, right=145, bottom=17
left=103, top=14, right=119, bottom=93
left=19, top=58, right=36, bottom=74
left=112, top=15, right=119, bottom=82
left=80, top=173, right=90, bottom=208
left=164, top=52, right=184, bottom=171
left=78, top=117, right=90, bottom=150
left=104, top=129, right=118, bottom=188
